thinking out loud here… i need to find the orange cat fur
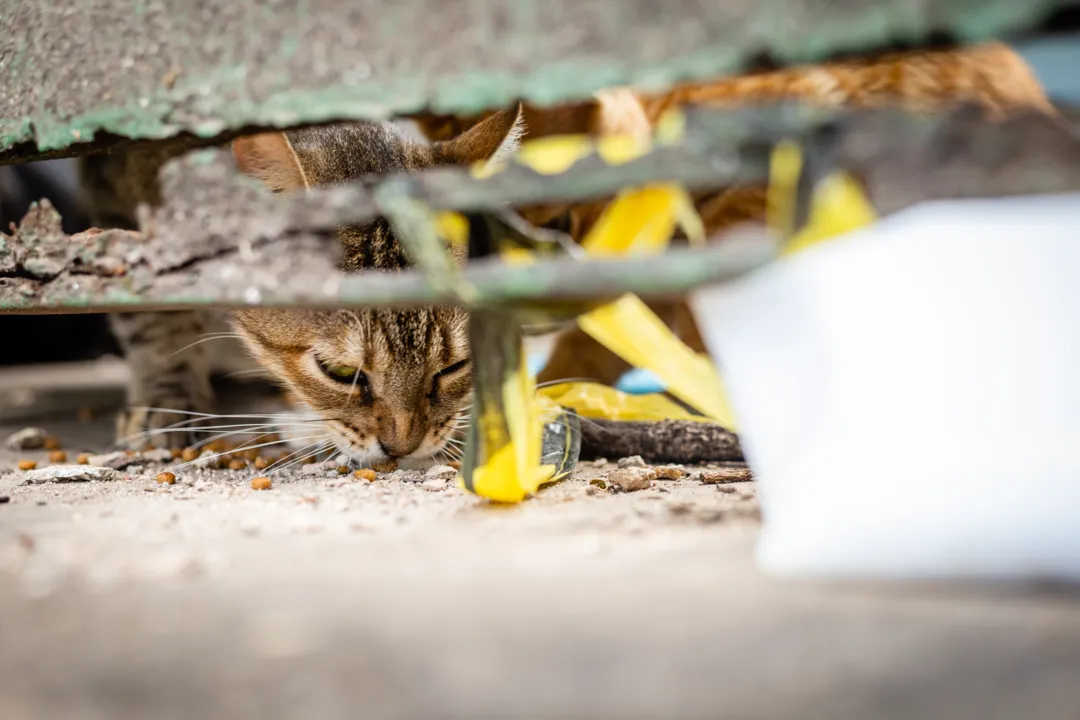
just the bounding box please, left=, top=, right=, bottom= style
left=411, top=42, right=1055, bottom=389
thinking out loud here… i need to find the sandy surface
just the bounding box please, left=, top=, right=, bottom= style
left=2, top=363, right=1080, bottom=719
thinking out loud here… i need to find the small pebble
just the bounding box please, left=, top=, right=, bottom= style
left=653, top=466, right=685, bottom=480
left=608, top=467, right=657, bottom=492
left=699, top=468, right=754, bottom=484
left=156, top=472, right=176, bottom=485
left=86, top=452, right=140, bottom=470
left=588, top=478, right=608, bottom=490
left=5, top=427, right=47, bottom=450
left=716, top=486, right=738, bottom=494
left=17, top=460, right=37, bottom=471
left=354, top=469, right=377, bottom=482
left=141, top=448, right=174, bottom=463
left=23, top=465, right=122, bottom=483
left=425, top=464, right=457, bottom=479
left=422, top=477, right=448, bottom=492
left=251, top=476, right=272, bottom=491
left=48, top=451, right=67, bottom=464
left=617, top=455, right=646, bottom=469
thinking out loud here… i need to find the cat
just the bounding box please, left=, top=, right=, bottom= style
left=82, top=41, right=1053, bottom=450
left=413, top=42, right=1056, bottom=387
left=226, top=110, right=524, bottom=466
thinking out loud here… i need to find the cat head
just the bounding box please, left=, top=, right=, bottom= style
left=231, top=107, right=523, bottom=467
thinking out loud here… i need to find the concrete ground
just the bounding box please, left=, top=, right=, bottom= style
left=1, top=359, right=1079, bottom=719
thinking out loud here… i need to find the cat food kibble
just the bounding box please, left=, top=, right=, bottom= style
left=43, top=437, right=62, bottom=451
left=180, top=448, right=200, bottom=463
left=156, top=471, right=176, bottom=485
left=354, top=469, right=377, bottom=482
left=371, top=460, right=398, bottom=473
left=170, top=448, right=183, bottom=460
left=76, top=453, right=91, bottom=465
left=254, top=456, right=271, bottom=470
left=448, top=460, right=462, bottom=470
left=228, top=459, right=247, bottom=471
left=251, top=476, right=272, bottom=491
left=48, top=451, right=67, bottom=464
left=17, top=460, right=37, bottom=471
left=336, top=465, right=350, bottom=475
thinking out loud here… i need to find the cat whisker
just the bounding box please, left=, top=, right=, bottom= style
left=168, top=436, right=325, bottom=471
left=268, top=440, right=334, bottom=475
left=118, top=419, right=326, bottom=446
left=169, top=333, right=245, bottom=358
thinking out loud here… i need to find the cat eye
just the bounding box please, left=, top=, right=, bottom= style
left=435, top=359, right=471, bottom=378
left=318, top=360, right=368, bottom=386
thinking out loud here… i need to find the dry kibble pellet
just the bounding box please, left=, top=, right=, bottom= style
left=228, top=459, right=247, bottom=471
left=251, top=476, right=272, bottom=491
left=254, top=456, right=271, bottom=470
left=354, top=469, right=377, bottom=482
left=76, top=453, right=90, bottom=465
left=156, top=471, right=176, bottom=485
left=448, top=460, right=461, bottom=470
left=336, top=465, right=350, bottom=475
left=180, top=448, right=199, bottom=463
left=43, top=437, right=61, bottom=451
left=17, top=460, right=37, bottom=471
left=48, top=451, right=67, bottom=464
left=371, top=460, right=398, bottom=473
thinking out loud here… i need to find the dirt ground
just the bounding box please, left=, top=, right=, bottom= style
left=2, top=360, right=1080, bottom=719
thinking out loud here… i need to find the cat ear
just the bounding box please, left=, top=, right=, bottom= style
left=232, top=132, right=310, bottom=192
left=435, top=104, right=525, bottom=166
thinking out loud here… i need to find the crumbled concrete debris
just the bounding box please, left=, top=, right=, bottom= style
left=86, top=452, right=142, bottom=470
left=425, top=464, right=458, bottom=480
left=302, top=461, right=336, bottom=476
left=699, top=468, right=753, bottom=484
left=422, top=477, right=449, bottom=492
left=141, top=448, right=175, bottom=463
left=193, top=451, right=224, bottom=470
left=5, top=427, right=47, bottom=450
left=22, top=465, right=123, bottom=484
left=616, top=455, right=646, bottom=469
left=608, top=467, right=657, bottom=492
left=653, top=465, right=686, bottom=480
left=391, top=469, right=428, bottom=483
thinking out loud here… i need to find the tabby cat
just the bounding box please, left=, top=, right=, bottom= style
left=83, top=42, right=1052, bottom=454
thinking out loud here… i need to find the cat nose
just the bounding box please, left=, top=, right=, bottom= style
left=377, top=419, right=424, bottom=458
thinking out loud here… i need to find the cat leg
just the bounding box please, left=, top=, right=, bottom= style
left=108, top=310, right=215, bottom=448
left=79, top=151, right=218, bottom=448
